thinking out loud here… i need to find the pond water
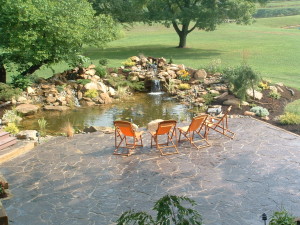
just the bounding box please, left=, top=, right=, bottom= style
left=19, top=93, right=202, bottom=134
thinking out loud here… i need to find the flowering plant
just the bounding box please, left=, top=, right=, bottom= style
left=177, top=70, right=191, bottom=81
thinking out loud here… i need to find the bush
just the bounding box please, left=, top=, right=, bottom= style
left=177, top=70, right=191, bottom=82
left=84, top=89, right=98, bottom=98
left=4, top=122, right=19, bottom=135
left=279, top=113, right=300, bottom=125
left=203, top=93, right=218, bottom=105
left=11, top=74, right=32, bottom=90
left=269, top=91, right=281, bottom=100
left=269, top=210, right=296, bottom=225
left=223, top=65, right=260, bottom=100
left=95, top=66, right=107, bottom=78
left=250, top=106, right=269, bottom=117
left=107, top=76, right=144, bottom=92
left=178, top=83, right=190, bottom=90
left=2, top=108, right=22, bottom=124
left=76, top=79, right=91, bottom=86
left=37, top=117, right=48, bottom=137
left=122, top=58, right=136, bottom=67
left=258, top=81, right=270, bottom=90
left=99, top=58, right=109, bottom=66
left=205, top=59, right=222, bottom=74
left=0, top=83, right=22, bottom=101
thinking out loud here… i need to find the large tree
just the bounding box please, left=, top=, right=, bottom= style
left=91, top=0, right=268, bottom=48
left=0, top=0, right=119, bottom=83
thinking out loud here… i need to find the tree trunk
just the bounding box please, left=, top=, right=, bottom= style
left=20, top=64, right=44, bottom=76
left=0, top=63, right=6, bottom=83
left=178, top=32, right=188, bottom=48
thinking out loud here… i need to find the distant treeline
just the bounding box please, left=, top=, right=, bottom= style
left=254, top=7, right=300, bottom=17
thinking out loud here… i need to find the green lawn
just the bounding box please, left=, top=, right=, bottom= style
left=35, top=15, right=300, bottom=90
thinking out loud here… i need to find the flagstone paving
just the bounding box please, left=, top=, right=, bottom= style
left=1, top=118, right=300, bottom=225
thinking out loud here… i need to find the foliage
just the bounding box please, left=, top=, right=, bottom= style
left=164, top=79, right=176, bottom=94
left=122, top=58, right=136, bottom=67
left=205, top=59, right=222, bottom=74
left=0, top=0, right=119, bottom=79
left=0, top=83, right=21, bottom=101
left=269, top=91, right=281, bottom=99
left=178, top=83, right=191, bottom=90
left=269, top=209, right=296, bottom=225
left=279, top=113, right=300, bottom=125
left=117, top=195, right=202, bottom=225
left=255, top=7, right=300, bottom=18
left=107, top=76, right=144, bottom=92
left=76, top=79, right=91, bottom=86
left=11, top=74, right=32, bottom=90
left=258, top=81, right=270, bottom=90
left=56, top=85, right=66, bottom=93
left=203, top=93, right=218, bottom=105
left=177, top=70, right=191, bottom=82
left=37, top=117, right=48, bottom=137
left=250, top=106, right=269, bottom=117
left=99, top=58, right=109, bottom=66
left=2, top=108, right=22, bottom=124
left=95, top=66, right=107, bottom=78
left=123, top=69, right=132, bottom=73
left=116, top=86, right=129, bottom=99
left=169, top=57, right=174, bottom=64
left=0, top=182, right=5, bottom=197
left=4, top=122, right=19, bottom=135
left=223, top=65, right=261, bottom=100
left=84, top=89, right=99, bottom=98
left=284, top=99, right=300, bottom=115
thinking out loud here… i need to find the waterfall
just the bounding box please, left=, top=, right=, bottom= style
left=151, top=79, right=161, bottom=92
left=71, top=90, right=81, bottom=107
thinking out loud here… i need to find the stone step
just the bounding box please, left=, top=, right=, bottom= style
left=0, top=137, right=17, bottom=151
left=0, top=133, right=10, bottom=142
left=0, top=201, right=8, bottom=225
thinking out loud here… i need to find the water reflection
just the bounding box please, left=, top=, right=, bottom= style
left=19, top=93, right=197, bottom=134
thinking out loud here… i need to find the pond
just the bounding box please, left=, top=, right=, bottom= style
left=19, top=93, right=203, bottom=135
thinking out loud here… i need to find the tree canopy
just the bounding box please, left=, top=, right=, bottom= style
left=91, top=0, right=269, bottom=48
left=0, top=0, right=119, bottom=83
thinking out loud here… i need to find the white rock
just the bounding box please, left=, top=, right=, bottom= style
left=26, top=87, right=35, bottom=94
left=246, top=89, right=263, bottom=100
left=97, top=82, right=107, bottom=93
left=84, top=82, right=98, bottom=90
left=108, top=87, right=116, bottom=96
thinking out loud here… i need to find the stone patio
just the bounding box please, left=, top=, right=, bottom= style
left=1, top=117, right=300, bottom=225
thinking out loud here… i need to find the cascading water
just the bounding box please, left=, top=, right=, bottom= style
left=151, top=79, right=161, bottom=92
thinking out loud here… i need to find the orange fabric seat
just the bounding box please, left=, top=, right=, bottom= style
left=178, top=114, right=210, bottom=149
left=150, top=120, right=179, bottom=156
left=113, top=121, right=143, bottom=156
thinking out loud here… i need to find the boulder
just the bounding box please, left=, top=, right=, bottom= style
left=223, top=98, right=240, bottom=106
left=246, top=89, right=263, bottom=100
left=16, top=104, right=39, bottom=115
left=99, top=93, right=112, bottom=104
left=244, top=111, right=256, bottom=116
left=88, top=64, right=96, bottom=69
left=16, top=130, right=38, bottom=141
left=26, top=87, right=35, bottom=94
left=85, top=69, right=96, bottom=76
left=83, top=126, right=98, bottom=133
left=207, top=105, right=222, bottom=115
left=98, top=82, right=107, bottom=93
left=77, top=91, right=83, bottom=100
left=17, top=96, right=28, bottom=104
left=193, top=69, right=207, bottom=80
left=84, top=82, right=98, bottom=90
left=46, top=96, right=57, bottom=104
left=44, top=106, right=70, bottom=111
left=108, top=87, right=116, bottom=96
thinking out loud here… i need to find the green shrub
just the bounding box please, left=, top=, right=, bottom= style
left=107, top=76, right=144, bottom=92
left=99, top=58, right=109, bottom=66
left=178, top=83, right=191, bottom=90
left=37, top=117, right=48, bottom=137
left=269, top=210, right=296, bottom=225
left=2, top=108, right=22, bottom=124
left=4, top=122, right=19, bottom=135
left=95, top=66, right=107, bottom=78
left=203, top=93, right=218, bottom=105
left=11, top=74, right=32, bottom=90
left=0, top=83, right=22, bottom=101
left=279, top=113, right=300, bottom=125
left=269, top=91, right=281, bottom=100
left=205, top=59, right=222, bottom=74
left=122, top=68, right=132, bottom=73
left=223, top=65, right=260, bottom=100
left=250, top=106, right=269, bottom=117
left=76, top=79, right=91, bottom=86
left=84, top=89, right=98, bottom=98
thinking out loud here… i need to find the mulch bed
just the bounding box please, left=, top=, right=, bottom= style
left=218, top=86, right=300, bottom=136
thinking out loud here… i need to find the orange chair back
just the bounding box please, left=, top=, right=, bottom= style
left=156, top=120, right=177, bottom=135
left=188, top=115, right=208, bottom=132
left=114, top=121, right=135, bottom=137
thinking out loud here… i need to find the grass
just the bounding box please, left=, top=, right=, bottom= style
left=285, top=99, right=300, bottom=114
left=31, top=15, right=300, bottom=90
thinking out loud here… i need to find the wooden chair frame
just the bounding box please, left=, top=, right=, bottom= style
left=150, top=120, right=179, bottom=156
left=178, top=115, right=210, bottom=149
left=114, top=121, right=143, bottom=156
left=206, top=106, right=235, bottom=139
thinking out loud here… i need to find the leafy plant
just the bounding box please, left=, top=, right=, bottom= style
left=250, top=106, right=269, bottom=117
left=11, top=74, right=32, bottom=90
left=95, top=66, right=107, bottom=78
left=205, top=59, right=222, bottom=74
left=0, top=83, right=22, bottom=101
left=76, top=79, right=91, bottom=86
left=223, top=65, right=260, bottom=100
left=107, top=76, right=144, bottom=91
left=269, top=91, right=281, bottom=100
left=203, top=93, right=218, bottom=105
left=117, top=195, right=203, bottom=225
left=168, top=57, right=174, bottom=64
left=99, top=58, right=109, bottom=66
left=37, top=117, right=48, bottom=137
left=56, top=85, right=66, bottom=93
left=84, top=89, right=98, bottom=98
left=178, top=83, right=191, bottom=90
left=2, top=108, right=22, bottom=124
left=177, top=70, right=191, bottom=82
left=269, top=210, right=296, bottom=225
left=164, top=79, right=176, bottom=94
left=279, top=113, right=300, bottom=125
left=122, top=68, right=132, bottom=73
left=122, top=58, right=136, bottom=67
left=258, top=81, right=270, bottom=90
left=4, top=122, right=19, bottom=135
